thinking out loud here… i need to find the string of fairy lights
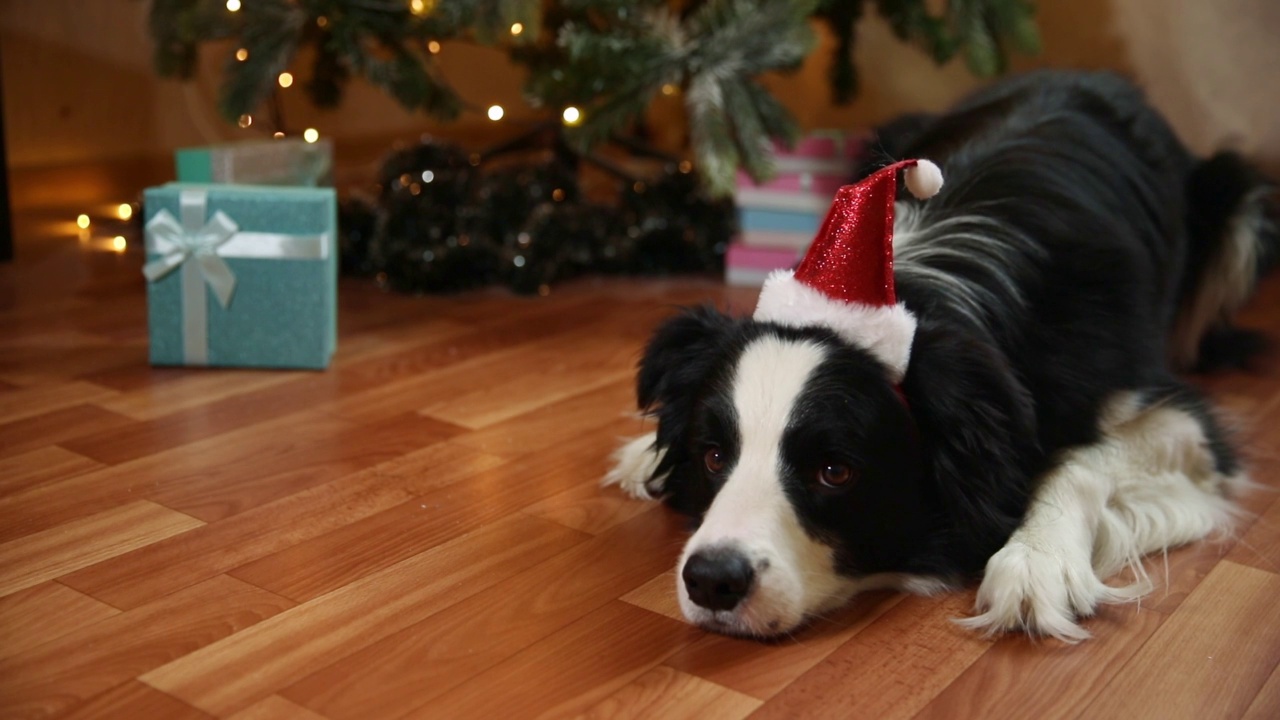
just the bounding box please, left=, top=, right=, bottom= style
left=80, top=0, right=582, bottom=253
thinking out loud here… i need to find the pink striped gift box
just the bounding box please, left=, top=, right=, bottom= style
left=724, top=241, right=805, bottom=287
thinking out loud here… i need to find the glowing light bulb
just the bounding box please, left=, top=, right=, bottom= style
left=238, top=114, right=253, bottom=128
left=235, top=48, right=249, bottom=62
left=561, top=106, right=581, bottom=125
left=117, top=204, right=133, bottom=220
left=427, top=40, right=441, bottom=54
left=487, top=105, right=504, bottom=121
left=303, top=128, right=319, bottom=143
left=226, top=0, right=241, bottom=12
left=76, top=214, right=90, bottom=229
left=510, top=22, right=524, bottom=35
left=112, top=236, right=127, bottom=252
left=278, top=72, right=293, bottom=88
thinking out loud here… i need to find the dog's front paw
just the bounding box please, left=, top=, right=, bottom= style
left=955, top=541, right=1124, bottom=643
left=603, top=432, right=666, bottom=501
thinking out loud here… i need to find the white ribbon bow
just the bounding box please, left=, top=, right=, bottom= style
left=143, top=209, right=240, bottom=308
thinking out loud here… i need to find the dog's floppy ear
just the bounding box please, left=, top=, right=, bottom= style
left=902, top=319, right=1039, bottom=573
left=637, top=305, right=737, bottom=414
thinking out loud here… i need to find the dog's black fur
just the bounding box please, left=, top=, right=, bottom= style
left=637, top=70, right=1276, bottom=586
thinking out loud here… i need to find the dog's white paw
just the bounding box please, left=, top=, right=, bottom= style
left=956, top=540, right=1139, bottom=643
left=603, top=432, right=666, bottom=501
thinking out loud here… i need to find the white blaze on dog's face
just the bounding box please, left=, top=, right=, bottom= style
left=676, top=337, right=857, bottom=636
left=629, top=313, right=936, bottom=639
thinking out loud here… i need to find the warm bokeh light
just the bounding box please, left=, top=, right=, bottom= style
left=427, top=40, right=441, bottom=54
left=487, top=105, right=504, bottom=121
left=409, top=0, right=434, bottom=17
left=226, top=0, right=241, bottom=12
left=112, top=236, right=127, bottom=252
left=235, top=48, right=249, bottom=61
left=273, top=131, right=285, bottom=138
left=76, top=214, right=90, bottom=229
left=278, top=72, right=294, bottom=88
left=562, top=106, right=581, bottom=125
left=117, top=204, right=133, bottom=221
left=238, top=114, right=253, bottom=128
left=510, top=22, right=524, bottom=35
left=303, top=128, right=320, bottom=143
left=661, top=83, right=677, bottom=96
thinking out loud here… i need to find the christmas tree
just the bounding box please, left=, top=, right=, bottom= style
left=150, top=0, right=1039, bottom=196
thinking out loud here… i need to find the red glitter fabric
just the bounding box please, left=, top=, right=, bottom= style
left=793, top=159, right=918, bottom=307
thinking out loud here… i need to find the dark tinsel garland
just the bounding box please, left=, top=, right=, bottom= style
left=339, top=133, right=735, bottom=295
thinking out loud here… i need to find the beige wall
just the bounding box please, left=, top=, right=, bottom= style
left=1, top=0, right=1275, bottom=171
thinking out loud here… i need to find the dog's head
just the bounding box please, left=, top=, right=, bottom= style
left=635, top=305, right=1035, bottom=638
left=638, top=306, right=937, bottom=637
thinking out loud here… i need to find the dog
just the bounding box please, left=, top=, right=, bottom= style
left=604, top=70, right=1277, bottom=642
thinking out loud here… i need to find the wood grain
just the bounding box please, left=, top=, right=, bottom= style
left=0, top=582, right=120, bottom=658
left=141, top=515, right=588, bottom=716
left=0, top=575, right=291, bottom=720
left=750, top=591, right=993, bottom=720
left=0, top=500, right=203, bottom=598
left=59, top=681, right=213, bottom=720
left=573, top=666, right=762, bottom=720
left=1082, top=561, right=1280, bottom=720
left=0, top=446, right=102, bottom=495
left=278, top=509, right=686, bottom=720
left=3, top=206, right=1279, bottom=719
left=405, top=601, right=699, bottom=720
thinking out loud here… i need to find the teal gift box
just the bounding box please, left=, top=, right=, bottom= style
left=143, top=183, right=337, bottom=370
left=175, top=138, right=333, bottom=186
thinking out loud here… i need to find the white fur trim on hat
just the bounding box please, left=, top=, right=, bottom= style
left=753, top=270, right=917, bottom=381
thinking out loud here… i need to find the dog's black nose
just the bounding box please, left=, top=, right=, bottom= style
left=682, top=549, right=755, bottom=611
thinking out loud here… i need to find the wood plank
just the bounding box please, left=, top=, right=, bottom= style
left=0, top=402, right=134, bottom=460
left=0, top=582, right=120, bottom=658
left=572, top=666, right=761, bottom=720
left=60, top=681, right=214, bottom=720
left=1082, top=561, right=1280, bottom=720
left=404, top=601, right=699, bottom=720
left=0, top=575, right=292, bottom=720
left=750, top=591, right=992, bottom=720
left=451, top=379, right=643, bottom=459
left=0, top=380, right=117, bottom=424
left=663, top=591, right=905, bottom=701
left=1241, top=661, right=1280, bottom=720
left=144, top=411, right=465, bottom=522
left=0, top=409, right=462, bottom=544
left=278, top=508, right=687, bottom=720
left=140, top=515, right=588, bottom=717
left=912, top=604, right=1165, bottom=720
left=524, top=472, right=656, bottom=535
left=1226, top=484, right=1280, bottom=575
left=228, top=431, right=613, bottom=601
left=225, top=695, right=329, bottom=720
left=58, top=460, right=426, bottom=609
left=0, top=445, right=102, bottom=495
left=96, top=368, right=303, bottom=421
left=621, top=571, right=685, bottom=621
left=0, top=500, right=203, bottom=598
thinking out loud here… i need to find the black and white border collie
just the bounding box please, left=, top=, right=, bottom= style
left=605, top=70, right=1277, bottom=641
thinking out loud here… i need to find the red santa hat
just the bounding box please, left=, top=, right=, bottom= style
left=752, top=158, right=944, bottom=382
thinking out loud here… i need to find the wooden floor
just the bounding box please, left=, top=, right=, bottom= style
left=2, top=209, right=1280, bottom=720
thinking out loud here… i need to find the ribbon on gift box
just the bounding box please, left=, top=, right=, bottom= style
left=143, top=189, right=329, bottom=365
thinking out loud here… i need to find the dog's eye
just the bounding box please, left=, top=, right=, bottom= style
left=818, top=464, right=854, bottom=488
left=703, top=446, right=726, bottom=475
